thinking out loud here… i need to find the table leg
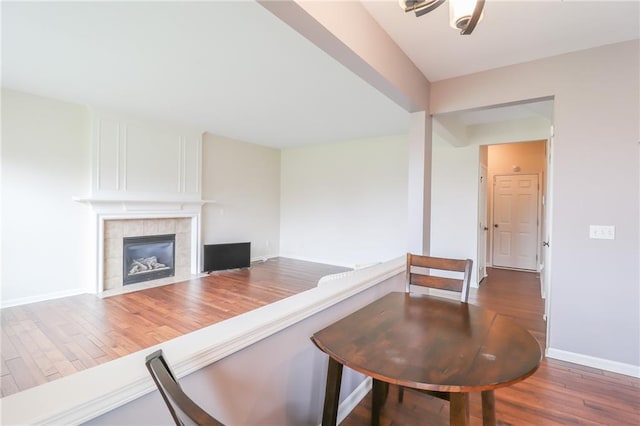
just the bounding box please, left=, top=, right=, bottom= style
left=481, top=390, right=496, bottom=426
left=371, top=379, right=389, bottom=426
left=321, top=357, right=343, bottom=426
left=449, top=393, right=469, bottom=426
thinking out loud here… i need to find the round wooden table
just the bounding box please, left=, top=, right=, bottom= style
left=312, top=292, right=541, bottom=426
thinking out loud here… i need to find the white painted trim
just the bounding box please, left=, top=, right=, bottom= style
left=195, top=134, right=202, bottom=193
left=546, top=347, right=640, bottom=378
left=72, top=197, right=217, bottom=207
left=0, top=288, right=87, bottom=309
left=336, top=377, right=372, bottom=425
left=178, top=135, right=184, bottom=193
left=0, top=257, right=405, bottom=425
left=118, top=122, right=124, bottom=191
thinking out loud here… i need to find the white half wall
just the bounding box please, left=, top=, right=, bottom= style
left=201, top=133, right=281, bottom=261
left=1, top=89, right=92, bottom=305
left=431, top=41, right=640, bottom=369
left=79, top=263, right=405, bottom=426
left=280, top=135, right=408, bottom=267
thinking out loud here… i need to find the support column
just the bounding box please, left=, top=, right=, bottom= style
left=407, top=110, right=432, bottom=255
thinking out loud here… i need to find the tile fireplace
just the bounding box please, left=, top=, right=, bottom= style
left=102, top=216, right=195, bottom=291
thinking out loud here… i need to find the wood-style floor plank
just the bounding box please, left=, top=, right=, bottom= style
left=0, top=257, right=348, bottom=397
left=3, top=262, right=639, bottom=425
left=340, top=267, right=640, bottom=426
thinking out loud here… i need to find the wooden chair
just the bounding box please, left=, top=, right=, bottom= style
left=404, top=253, right=472, bottom=302
left=145, top=349, right=224, bottom=426
left=371, top=253, right=473, bottom=425
left=395, top=253, right=473, bottom=415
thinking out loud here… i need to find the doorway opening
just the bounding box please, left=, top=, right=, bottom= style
left=481, top=141, right=547, bottom=274
left=431, top=97, right=554, bottom=351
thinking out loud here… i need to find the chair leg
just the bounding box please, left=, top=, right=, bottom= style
left=398, top=386, right=404, bottom=403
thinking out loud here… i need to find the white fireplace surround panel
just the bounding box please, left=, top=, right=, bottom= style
left=91, top=108, right=202, bottom=201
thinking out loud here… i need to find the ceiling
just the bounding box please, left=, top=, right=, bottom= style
left=364, top=0, right=640, bottom=82
left=2, top=1, right=638, bottom=148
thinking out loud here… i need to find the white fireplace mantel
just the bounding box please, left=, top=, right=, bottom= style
left=72, top=196, right=216, bottom=212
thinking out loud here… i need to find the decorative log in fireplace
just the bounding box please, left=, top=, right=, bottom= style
left=123, top=234, right=175, bottom=285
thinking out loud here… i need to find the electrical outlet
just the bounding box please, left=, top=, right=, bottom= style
left=589, top=225, right=615, bottom=240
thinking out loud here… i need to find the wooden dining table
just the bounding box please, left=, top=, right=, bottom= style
left=311, top=292, right=541, bottom=426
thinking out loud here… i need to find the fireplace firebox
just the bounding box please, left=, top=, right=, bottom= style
left=123, top=234, right=175, bottom=285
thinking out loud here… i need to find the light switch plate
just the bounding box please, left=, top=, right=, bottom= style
left=589, top=225, right=615, bottom=240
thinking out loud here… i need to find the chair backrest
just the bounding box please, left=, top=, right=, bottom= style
left=405, top=253, right=473, bottom=302
left=145, top=349, right=224, bottom=426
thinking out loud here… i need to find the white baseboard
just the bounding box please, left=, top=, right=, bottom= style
left=337, top=377, right=372, bottom=424
left=277, top=253, right=354, bottom=269
left=315, top=376, right=372, bottom=426
left=546, top=348, right=640, bottom=378
left=1, top=288, right=87, bottom=309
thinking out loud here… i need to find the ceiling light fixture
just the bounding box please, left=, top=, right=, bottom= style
left=399, top=0, right=485, bottom=35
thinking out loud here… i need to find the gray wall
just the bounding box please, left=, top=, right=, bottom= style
left=431, top=40, right=640, bottom=368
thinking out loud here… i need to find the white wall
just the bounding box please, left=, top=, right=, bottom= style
left=201, top=133, right=281, bottom=261
left=1, top=90, right=404, bottom=304
left=1, top=89, right=93, bottom=305
left=430, top=134, right=480, bottom=284
left=431, top=41, right=640, bottom=371
left=1, top=91, right=284, bottom=305
left=468, top=116, right=551, bottom=146
left=280, top=135, right=408, bottom=267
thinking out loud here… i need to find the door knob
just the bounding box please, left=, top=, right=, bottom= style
left=483, top=227, right=488, bottom=231
left=494, top=224, right=499, bottom=228
left=543, top=241, right=550, bottom=247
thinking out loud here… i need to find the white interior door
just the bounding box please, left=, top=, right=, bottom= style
left=492, top=174, right=539, bottom=270
left=477, top=164, right=488, bottom=283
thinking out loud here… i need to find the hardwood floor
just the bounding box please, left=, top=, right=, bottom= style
left=3, top=264, right=639, bottom=424
left=0, top=257, right=349, bottom=398
left=341, top=267, right=640, bottom=426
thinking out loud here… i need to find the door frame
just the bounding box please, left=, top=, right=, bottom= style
left=542, top=131, right=554, bottom=330
left=477, top=163, right=489, bottom=285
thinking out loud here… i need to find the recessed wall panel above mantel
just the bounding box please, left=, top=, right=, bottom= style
left=91, top=109, right=202, bottom=200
